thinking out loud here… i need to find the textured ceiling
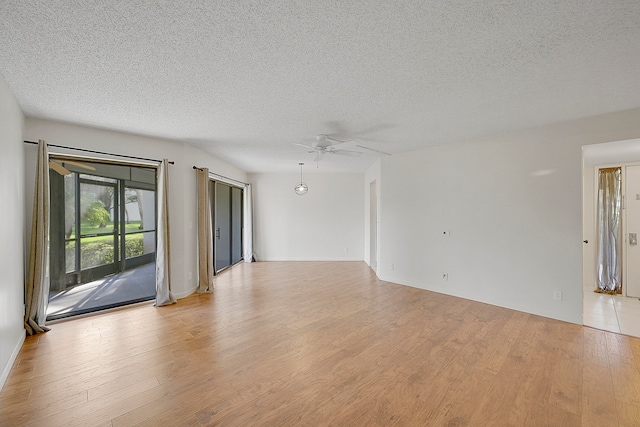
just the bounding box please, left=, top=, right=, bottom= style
left=1, top=1, right=640, bottom=173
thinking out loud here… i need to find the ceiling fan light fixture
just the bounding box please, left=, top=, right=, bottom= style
left=294, top=162, right=308, bottom=195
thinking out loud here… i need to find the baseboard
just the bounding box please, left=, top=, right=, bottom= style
left=378, top=274, right=582, bottom=326
left=0, top=328, right=25, bottom=391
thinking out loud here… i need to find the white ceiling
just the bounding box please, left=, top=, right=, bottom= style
left=1, top=1, right=640, bottom=173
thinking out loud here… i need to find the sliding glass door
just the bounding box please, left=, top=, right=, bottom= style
left=213, top=181, right=243, bottom=273
left=48, top=159, right=157, bottom=319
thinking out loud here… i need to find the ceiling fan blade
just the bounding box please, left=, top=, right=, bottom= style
left=292, top=142, right=315, bottom=149
left=63, top=160, right=96, bottom=171
left=325, top=136, right=353, bottom=146
left=332, top=149, right=363, bottom=157
left=281, top=150, right=313, bottom=156
left=356, top=145, right=391, bottom=156
left=49, top=160, right=72, bottom=175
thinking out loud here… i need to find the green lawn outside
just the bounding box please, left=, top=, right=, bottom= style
left=66, top=220, right=147, bottom=243
left=64, top=221, right=152, bottom=271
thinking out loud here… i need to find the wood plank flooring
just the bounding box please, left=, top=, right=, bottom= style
left=2, top=261, right=640, bottom=426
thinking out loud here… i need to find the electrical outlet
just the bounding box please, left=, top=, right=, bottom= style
left=344, top=247, right=348, bottom=254
left=442, top=273, right=448, bottom=281
left=391, top=263, right=395, bottom=270
left=553, top=291, right=562, bottom=301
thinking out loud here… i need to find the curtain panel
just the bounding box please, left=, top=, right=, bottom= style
left=196, top=168, right=214, bottom=292
left=24, top=140, right=51, bottom=335
left=155, top=159, right=177, bottom=306
left=243, top=183, right=254, bottom=262
left=596, top=167, right=622, bottom=293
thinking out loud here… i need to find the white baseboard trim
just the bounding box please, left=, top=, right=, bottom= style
left=0, top=328, right=25, bottom=391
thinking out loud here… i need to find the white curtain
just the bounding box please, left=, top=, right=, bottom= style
left=196, top=167, right=214, bottom=292
left=243, top=183, right=254, bottom=262
left=596, top=167, right=622, bottom=293
left=155, top=159, right=177, bottom=306
left=24, top=140, right=51, bottom=335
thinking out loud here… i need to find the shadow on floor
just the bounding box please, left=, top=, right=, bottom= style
left=47, top=263, right=156, bottom=320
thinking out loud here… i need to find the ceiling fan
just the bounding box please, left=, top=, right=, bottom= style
left=292, top=134, right=364, bottom=158
left=49, top=159, right=97, bottom=175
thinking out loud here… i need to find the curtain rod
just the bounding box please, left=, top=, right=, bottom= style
left=24, top=140, right=174, bottom=165
left=192, top=166, right=248, bottom=186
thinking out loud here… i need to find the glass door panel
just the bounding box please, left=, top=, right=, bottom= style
left=78, top=179, right=118, bottom=281
left=231, top=186, right=243, bottom=264
left=63, top=173, right=77, bottom=274
left=215, top=182, right=232, bottom=272
left=123, top=186, right=157, bottom=268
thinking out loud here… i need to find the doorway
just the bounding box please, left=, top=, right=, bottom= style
left=583, top=140, right=640, bottom=337
left=48, top=159, right=157, bottom=319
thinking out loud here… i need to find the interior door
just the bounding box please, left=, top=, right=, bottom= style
left=625, top=165, right=640, bottom=298
left=215, top=182, right=232, bottom=272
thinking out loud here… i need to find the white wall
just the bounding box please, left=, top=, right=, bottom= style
left=249, top=172, right=364, bottom=261
left=377, top=107, right=640, bottom=324
left=24, top=118, right=247, bottom=298
left=364, top=159, right=381, bottom=267
left=0, top=75, right=26, bottom=389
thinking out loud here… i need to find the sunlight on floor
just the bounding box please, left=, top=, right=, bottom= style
left=583, top=287, right=640, bottom=338
left=47, top=263, right=156, bottom=319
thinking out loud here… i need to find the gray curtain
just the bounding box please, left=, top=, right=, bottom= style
left=155, top=159, right=177, bottom=306
left=24, top=140, right=51, bottom=335
left=196, top=167, right=214, bottom=292
left=596, top=167, right=622, bottom=293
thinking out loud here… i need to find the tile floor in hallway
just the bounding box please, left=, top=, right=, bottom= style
left=583, top=287, right=640, bottom=338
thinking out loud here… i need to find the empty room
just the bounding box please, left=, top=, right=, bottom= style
left=1, top=1, right=640, bottom=425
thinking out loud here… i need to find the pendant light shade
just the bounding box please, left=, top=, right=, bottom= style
left=294, top=162, right=308, bottom=195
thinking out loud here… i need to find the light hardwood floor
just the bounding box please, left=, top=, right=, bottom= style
left=2, top=261, right=640, bottom=426
left=583, top=286, right=640, bottom=338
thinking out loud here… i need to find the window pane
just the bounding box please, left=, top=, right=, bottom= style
left=80, top=182, right=115, bottom=235
left=124, top=187, right=156, bottom=232
left=81, top=237, right=115, bottom=269
left=79, top=174, right=117, bottom=184
left=125, top=232, right=155, bottom=259
left=64, top=173, right=76, bottom=238
left=65, top=240, right=76, bottom=273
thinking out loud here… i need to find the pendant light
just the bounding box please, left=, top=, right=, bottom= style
left=294, top=162, right=308, bottom=195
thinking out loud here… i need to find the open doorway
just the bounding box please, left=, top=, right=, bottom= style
left=47, top=158, right=157, bottom=320
left=583, top=140, right=640, bottom=337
